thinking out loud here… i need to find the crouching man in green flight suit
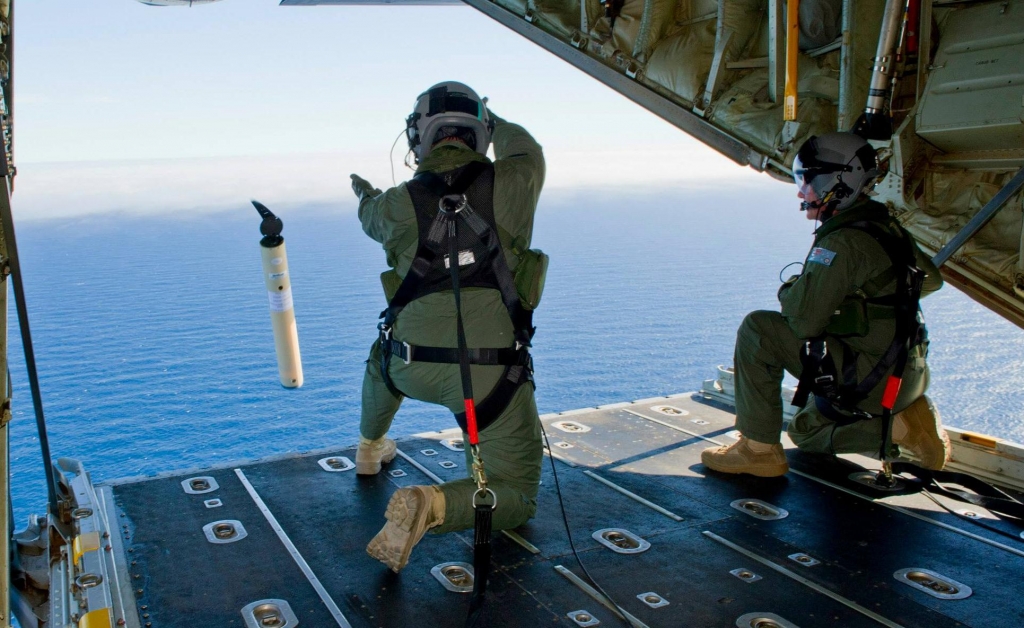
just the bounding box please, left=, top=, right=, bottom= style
left=703, top=132, right=948, bottom=477
left=350, top=82, right=547, bottom=572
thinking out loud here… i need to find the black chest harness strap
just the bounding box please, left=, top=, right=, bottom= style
left=792, top=220, right=926, bottom=460
left=377, top=161, right=536, bottom=435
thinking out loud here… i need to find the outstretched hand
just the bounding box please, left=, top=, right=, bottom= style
left=350, top=174, right=382, bottom=201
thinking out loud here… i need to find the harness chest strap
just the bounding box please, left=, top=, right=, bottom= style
left=376, top=160, right=535, bottom=435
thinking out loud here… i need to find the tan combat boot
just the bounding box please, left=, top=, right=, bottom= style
left=366, top=485, right=446, bottom=573
left=701, top=436, right=789, bottom=477
left=355, top=436, right=397, bottom=475
left=892, top=395, right=950, bottom=470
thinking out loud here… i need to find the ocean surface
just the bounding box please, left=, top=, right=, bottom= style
left=7, top=187, right=1024, bottom=522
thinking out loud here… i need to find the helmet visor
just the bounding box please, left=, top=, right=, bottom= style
left=792, top=154, right=830, bottom=195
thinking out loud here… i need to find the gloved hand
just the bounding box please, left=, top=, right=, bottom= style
left=350, top=174, right=382, bottom=202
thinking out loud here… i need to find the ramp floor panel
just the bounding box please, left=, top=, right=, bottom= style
left=106, top=394, right=1024, bottom=627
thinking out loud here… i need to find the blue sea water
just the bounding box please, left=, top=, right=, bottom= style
left=7, top=188, right=1024, bottom=523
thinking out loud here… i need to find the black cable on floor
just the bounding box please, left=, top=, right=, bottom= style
left=540, top=421, right=635, bottom=627
left=917, top=486, right=1024, bottom=543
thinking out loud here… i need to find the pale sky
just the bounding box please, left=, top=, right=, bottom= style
left=14, top=0, right=789, bottom=219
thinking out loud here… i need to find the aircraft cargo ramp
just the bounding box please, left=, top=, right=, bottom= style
left=99, top=393, right=1024, bottom=628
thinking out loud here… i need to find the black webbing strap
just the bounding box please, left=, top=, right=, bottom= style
left=891, top=463, right=1024, bottom=520
left=378, top=343, right=405, bottom=399
left=416, top=167, right=534, bottom=346
left=377, top=162, right=490, bottom=399
left=792, top=219, right=924, bottom=446
left=377, top=209, right=448, bottom=399
left=459, top=207, right=534, bottom=346
left=381, top=339, right=529, bottom=366
left=378, top=159, right=534, bottom=431
left=793, top=339, right=833, bottom=408
left=447, top=210, right=476, bottom=414
left=840, top=222, right=922, bottom=397
left=844, top=221, right=923, bottom=458
left=466, top=502, right=493, bottom=627
left=441, top=203, right=534, bottom=434
left=411, top=160, right=488, bottom=200
left=812, top=342, right=874, bottom=425
left=382, top=162, right=488, bottom=326
left=453, top=365, right=531, bottom=434
left=444, top=196, right=497, bottom=628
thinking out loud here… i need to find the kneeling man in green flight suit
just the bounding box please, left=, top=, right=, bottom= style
left=703, top=132, right=949, bottom=477
left=350, top=82, right=547, bottom=572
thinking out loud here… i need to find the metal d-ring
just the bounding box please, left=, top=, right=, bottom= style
left=439, top=194, right=468, bottom=214
left=473, top=487, right=497, bottom=510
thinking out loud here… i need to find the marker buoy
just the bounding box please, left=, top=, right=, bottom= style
left=253, top=201, right=303, bottom=388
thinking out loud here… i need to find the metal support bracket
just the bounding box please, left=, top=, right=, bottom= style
left=460, top=0, right=767, bottom=169
left=769, top=0, right=785, bottom=103
left=932, top=167, right=1024, bottom=268
left=697, top=29, right=734, bottom=115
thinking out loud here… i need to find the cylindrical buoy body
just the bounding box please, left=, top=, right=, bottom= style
left=261, top=241, right=303, bottom=388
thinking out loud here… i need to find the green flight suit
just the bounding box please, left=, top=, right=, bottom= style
left=734, top=199, right=943, bottom=456
left=359, top=116, right=545, bottom=534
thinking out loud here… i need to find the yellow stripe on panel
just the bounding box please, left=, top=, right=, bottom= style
left=72, top=531, right=101, bottom=565
left=78, top=608, right=113, bottom=628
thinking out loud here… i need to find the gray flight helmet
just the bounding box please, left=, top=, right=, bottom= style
left=405, top=81, right=493, bottom=163
left=793, top=132, right=880, bottom=213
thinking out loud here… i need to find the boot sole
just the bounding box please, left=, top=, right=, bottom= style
left=701, top=450, right=789, bottom=477
left=703, top=461, right=790, bottom=478
left=366, top=487, right=432, bottom=572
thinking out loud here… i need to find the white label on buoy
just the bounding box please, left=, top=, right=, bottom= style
left=269, top=271, right=288, bottom=280
left=271, top=257, right=284, bottom=266
left=268, top=288, right=294, bottom=312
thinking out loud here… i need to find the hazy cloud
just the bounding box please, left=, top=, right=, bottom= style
left=13, top=148, right=782, bottom=221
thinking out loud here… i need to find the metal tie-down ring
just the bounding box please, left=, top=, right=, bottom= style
left=439, top=194, right=468, bottom=214
left=473, top=487, right=497, bottom=510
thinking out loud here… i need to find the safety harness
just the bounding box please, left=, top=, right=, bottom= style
left=375, top=159, right=535, bottom=625
left=792, top=215, right=926, bottom=460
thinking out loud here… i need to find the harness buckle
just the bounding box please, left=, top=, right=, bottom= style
left=402, top=341, right=412, bottom=365
left=804, top=339, right=827, bottom=359
left=377, top=322, right=392, bottom=342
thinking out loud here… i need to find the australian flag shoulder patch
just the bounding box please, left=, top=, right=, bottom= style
left=807, top=247, right=837, bottom=266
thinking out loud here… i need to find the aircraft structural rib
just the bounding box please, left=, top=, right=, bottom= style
left=283, top=0, right=1024, bottom=329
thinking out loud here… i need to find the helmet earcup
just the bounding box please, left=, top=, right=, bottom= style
left=832, top=179, right=854, bottom=200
